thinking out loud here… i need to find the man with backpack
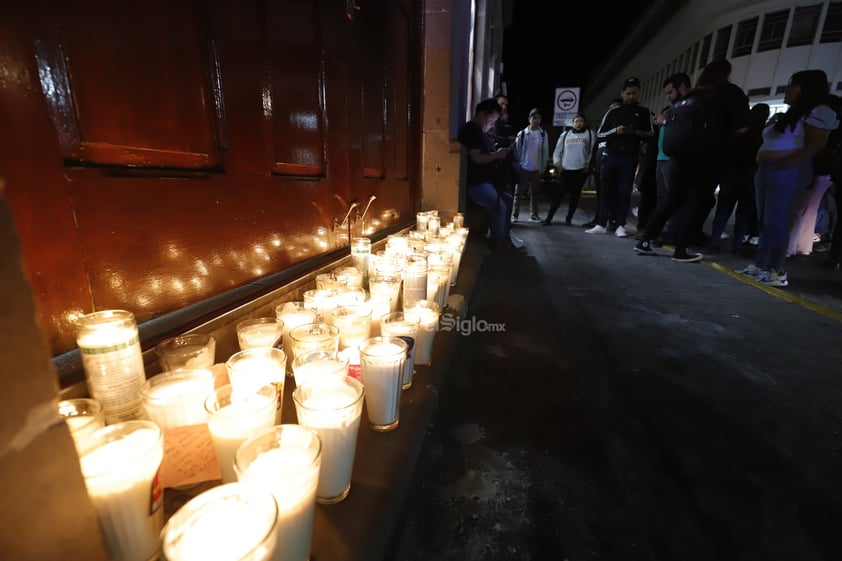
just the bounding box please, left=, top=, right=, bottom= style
left=633, top=59, right=750, bottom=262
left=511, top=108, right=549, bottom=223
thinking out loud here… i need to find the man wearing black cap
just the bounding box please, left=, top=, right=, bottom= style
left=586, top=77, right=654, bottom=238
left=511, top=108, right=549, bottom=222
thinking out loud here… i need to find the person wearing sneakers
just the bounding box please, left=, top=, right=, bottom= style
left=544, top=113, right=594, bottom=225
left=737, top=70, right=839, bottom=286
left=634, top=59, right=750, bottom=263
left=511, top=108, right=549, bottom=223
left=587, top=77, right=654, bottom=238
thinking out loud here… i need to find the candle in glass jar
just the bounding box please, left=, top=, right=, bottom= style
left=336, top=266, right=363, bottom=289
left=416, top=211, right=430, bottom=232
left=204, top=384, right=278, bottom=484
left=366, top=292, right=391, bottom=336
left=369, top=275, right=402, bottom=313
left=75, top=310, right=147, bottom=424
left=404, top=300, right=441, bottom=367
left=358, top=337, right=408, bottom=432
left=401, top=254, right=427, bottom=310
left=275, top=302, right=318, bottom=369
left=78, top=421, right=164, bottom=561
left=236, top=318, right=285, bottom=351
left=350, top=237, right=371, bottom=289
left=58, top=398, right=105, bottom=452
left=288, top=323, right=340, bottom=363
left=234, top=426, right=322, bottom=561
left=379, top=312, right=421, bottom=390
left=293, top=377, right=365, bottom=504
left=140, top=370, right=214, bottom=430
left=291, top=350, right=350, bottom=387
left=160, top=482, right=278, bottom=561
left=331, top=305, right=372, bottom=350
left=225, top=348, right=287, bottom=424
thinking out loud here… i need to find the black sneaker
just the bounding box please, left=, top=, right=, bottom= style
left=634, top=240, right=655, bottom=255
left=671, top=248, right=703, bottom=263
left=564, top=217, right=573, bottom=225
left=541, top=219, right=552, bottom=226
left=581, top=220, right=597, bottom=229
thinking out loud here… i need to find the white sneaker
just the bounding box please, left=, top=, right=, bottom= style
left=615, top=225, right=628, bottom=238
left=761, top=270, right=788, bottom=287
left=736, top=264, right=764, bottom=278
left=585, top=225, right=608, bottom=235
left=510, top=234, right=524, bottom=249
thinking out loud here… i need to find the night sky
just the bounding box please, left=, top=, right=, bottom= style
left=502, top=1, right=652, bottom=126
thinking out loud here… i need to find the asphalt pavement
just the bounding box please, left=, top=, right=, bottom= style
left=388, top=191, right=842, bottom=561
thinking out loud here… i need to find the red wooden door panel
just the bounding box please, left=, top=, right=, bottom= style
left=51, top=0, right=222, bottom=168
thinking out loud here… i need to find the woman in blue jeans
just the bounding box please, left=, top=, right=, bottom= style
left=457, top=98, right=518, bottom=251
left=738, top=70, right=839, bottom=287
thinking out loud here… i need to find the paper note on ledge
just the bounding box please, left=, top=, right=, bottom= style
left=161, top=424, right=221, bottom=488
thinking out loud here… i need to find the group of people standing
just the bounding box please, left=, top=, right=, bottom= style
left=458, top=62, right=842, bottom=287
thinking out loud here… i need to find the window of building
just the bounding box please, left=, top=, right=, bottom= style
left=689, top=41, right=699, bottom=73
left=820, top=1, right=842, bottom=43
left=698, top=33, right=712, bottom=68
left=788, top=4, right=822, bottom=46
left=712, top=25, right=732, bottom=60
left=757, top=10, right=790, bottom=51
left=732, top=17, right=759, bottom=57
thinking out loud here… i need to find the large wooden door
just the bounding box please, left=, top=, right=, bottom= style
left=0, top=0, right=422, bottom=359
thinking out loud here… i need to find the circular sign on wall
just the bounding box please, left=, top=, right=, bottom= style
left=556, top=89, right=578, bottom=112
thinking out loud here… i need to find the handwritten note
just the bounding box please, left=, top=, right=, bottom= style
left=161, top=424, right=221, bottom=489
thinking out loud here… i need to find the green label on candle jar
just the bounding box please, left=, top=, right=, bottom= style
left=79, top=334, right=140, bottom=354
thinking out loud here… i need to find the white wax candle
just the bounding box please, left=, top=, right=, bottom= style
left=161, top=483, right=278, bottom=561
left=379, top=320, right=419, bottom=389
left=293, top=359, right=349, bottom=387
left=142, top=373, right=212, bottom=430
left=238, top=323, right=283, bottom=350
left=206, top=392, right=277, bottom=484
left=295, top=387, right=363, bottom=502
left=276, top=304, right=318, bottom=364
left=240, top=447, right=320, bottom=561
left=359, top=342, right=405, bottom=429
left=406, top=306, right=439, bottom=366
left=65, top=415, right=104, bottom=449
left=333, top=310, right=371, bottom=351
left=79, top=427, right=164, bottom=561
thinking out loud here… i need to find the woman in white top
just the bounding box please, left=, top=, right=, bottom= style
left=543, top=114, right=594, bottom=225
left=738, top=70, right=839, bottom=287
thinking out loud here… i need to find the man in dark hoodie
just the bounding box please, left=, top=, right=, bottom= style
left=586, top=76, right=654, bottom=239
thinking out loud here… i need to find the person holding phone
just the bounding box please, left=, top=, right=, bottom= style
left=586, top=76, right=654, bottom=239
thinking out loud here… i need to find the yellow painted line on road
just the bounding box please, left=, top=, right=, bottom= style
left=706, top=261, right=842, bottom=323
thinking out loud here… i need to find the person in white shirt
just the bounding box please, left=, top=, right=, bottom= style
left=511, top=108, right=549, bottom=222
left=544, top=114, right=594, bottom=225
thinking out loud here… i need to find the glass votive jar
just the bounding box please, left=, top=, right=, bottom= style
left=331, top=305, right=372, bottom=351
left=77, top=420, right=164, bottom=561
left=275, top=302, right=318, bottom=371
left=234, top=425, right=322, bottom=561
left=236, top=317, right=285, bottom=351
left=74, top=309, right=146, bottom=424
left=58, top=398, right=105, bottom=452
left=140, top=369, right=215, bottom=430
left=336, top=266, right=363, bottom=289
left=379, top=312, right=421, bottom=390
left=302, top=288, right=338, bottom=321
left=289, top=323, right=341, bottom=363
left=357, top=336, right=408, bottom=432
left=350, top=237, right=371, bottom=288
left=315, top=273, right=346, bottom=291
left=385, top=235, right=408, bottom=258
left=366, top=292, right=392, bottom=337
left=291, top=350, right=350, bottom=387
left=426, top=214, right=441, bottom=237
left=427, top=264, right=451, bottom=311
left=225, top=348, right=287, bottom=424
left=402, top=254, right=428, bottom=310
left=160, top=482, right=279, bottom=561
left=403, top=299, right=441, bottom=367
left=335, top=286, right=367, bottom=307
left=204, top=384, right=278, bottom=484
left=369, top=275, right=402, bottom=312
left=415, top=211, right=430, bottom=232
left=452, top=211, right=464, bottom=229
left=156, top=333, right=216, bottom=371
left=293, top=376, right=365, bottom=504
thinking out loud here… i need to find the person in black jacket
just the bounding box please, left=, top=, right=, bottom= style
left=586, top=77, right=654, bottom=238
